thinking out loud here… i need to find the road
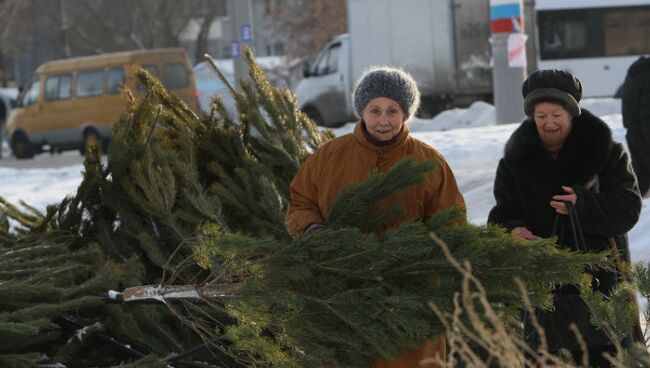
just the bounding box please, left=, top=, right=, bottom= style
left=0, top=143, right=85, bottom=169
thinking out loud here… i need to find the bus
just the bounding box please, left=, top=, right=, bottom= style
left=535, top=0, right=650, bottom=97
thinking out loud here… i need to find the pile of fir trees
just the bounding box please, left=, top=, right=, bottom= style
left=0, top=49, right=329, bottom=367
left=187, top=160, right=607, bottom=367
left=0, top=49, right=645, bottom=367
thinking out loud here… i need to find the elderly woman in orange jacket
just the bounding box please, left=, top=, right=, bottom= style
left=285, top=66, right=466, bottom=368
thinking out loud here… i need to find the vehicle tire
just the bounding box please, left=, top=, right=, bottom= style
left=614, top=83, right=624, bottom=99
left=416, top=96, right=452, bottom=119
left=302, top=106, right=324, bottom=126
left=11, top=133, right=35, bottom=159
left=82, top=130, right=104, bottom=156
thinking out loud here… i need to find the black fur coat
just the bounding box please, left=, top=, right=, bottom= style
left=488, top=109, right=642, bottom=352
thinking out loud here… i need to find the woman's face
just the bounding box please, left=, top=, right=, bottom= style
left=362, top=97, right=405, bottom=141
left=534, top=102, right=573, bottom=150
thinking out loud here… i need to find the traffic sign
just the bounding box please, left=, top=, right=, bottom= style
left=230, top=41, right=240, bottom=59
left=241, top=24, right=253, bottom=42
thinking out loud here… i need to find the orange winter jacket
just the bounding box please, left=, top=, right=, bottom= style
left=286, top=121, right=466, bottom=237
left=285, top=121, right=466, bottom=368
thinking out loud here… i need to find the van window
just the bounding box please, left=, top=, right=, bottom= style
left=164, top=63, right=188, bottom=89
left=77, top=69, right=104, bottom=98
left=23, top=80, right=40, bottom=106
left=45, top=74, right=72, bottom=101
left=142, top=64, right=159, bottom=77
left=107, top=67, right=125, bottom=94
left=313, top=42, right=340, bottom=76
left=137, top=64, right=160, bottom=91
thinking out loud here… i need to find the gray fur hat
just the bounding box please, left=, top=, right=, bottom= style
left=352, top=66, right=420, bottom=121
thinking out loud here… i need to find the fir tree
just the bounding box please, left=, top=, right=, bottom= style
left=0, top=48, right=328, bottom=366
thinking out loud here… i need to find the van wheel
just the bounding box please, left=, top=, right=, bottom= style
left=82, top=130, right=104, bottom=156
left=303, top=106, right=324, bottom=126
left=11, top=133, right=35, bottom=159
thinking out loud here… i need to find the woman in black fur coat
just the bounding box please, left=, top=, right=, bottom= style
left=488, top=69, right=642, bottom=367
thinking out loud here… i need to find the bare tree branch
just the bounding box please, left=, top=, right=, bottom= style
left=267, top=0, right=347, bottom=64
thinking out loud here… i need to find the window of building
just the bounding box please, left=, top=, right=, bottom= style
left=273, top=42, right=285, bottom=55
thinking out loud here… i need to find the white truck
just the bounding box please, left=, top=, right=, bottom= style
left=297, top=0, right=650, bottom=127
left=295, top=0, right=500, bottom=127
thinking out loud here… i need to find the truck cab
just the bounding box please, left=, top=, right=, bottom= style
left=295, top=34, right=353, bottom=127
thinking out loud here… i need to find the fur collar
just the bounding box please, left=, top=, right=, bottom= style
left=503, top=109, right=613, bottom=185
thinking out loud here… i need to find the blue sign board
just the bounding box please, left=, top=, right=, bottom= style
left=230, top=41, right=240, bottom=59
left=241, top=24, right=253, bottom=43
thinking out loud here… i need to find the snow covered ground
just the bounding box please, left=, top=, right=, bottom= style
left=1, top=98, right=648, bottom=262
left=331, top=98, right=650, bottom=263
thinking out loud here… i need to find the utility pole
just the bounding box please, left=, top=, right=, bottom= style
left=227, top=0, right=253, bottom=87
left=490, top=0, right=527, bottom=124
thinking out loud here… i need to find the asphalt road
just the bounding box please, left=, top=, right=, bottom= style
left=0, top=143, right=85, bottom=169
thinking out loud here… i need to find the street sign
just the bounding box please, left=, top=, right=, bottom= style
left=241, top=24, right=253, bottom=43
left=230, top=41, right=240, bottom=59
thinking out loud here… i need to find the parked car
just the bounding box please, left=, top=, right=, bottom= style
left=193, top=56, right=301, bottom=117
left=6, top=48, right=200, bottom=159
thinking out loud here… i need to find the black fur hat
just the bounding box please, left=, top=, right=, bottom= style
left=522, top=69, right=582, bottom=117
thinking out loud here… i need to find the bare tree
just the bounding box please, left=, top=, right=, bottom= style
left=0, top=0, right=11, bottom=86
left=266, top=0, right=347, bottom=64
left=2, top=1, right=209, bottom=57
left=64, top=0, right=204, bottom=52
left=0, top=0, right=226, bottom=84
left=194, top=0, right=223, bottom=62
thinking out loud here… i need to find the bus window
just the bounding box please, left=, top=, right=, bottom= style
left=137, top=64, right=159, bottom=91
left=538, top=9, right=599, bottom=60
left=603, top=8, right=650, bottom=56
left=539, top=6, right=650, bottom=60
left=23, top=80, right=40, bottom=106
left=163, top=63, right=188, bottom=89
left=536, top=2, right=650, bottom=98
left=107, top=67, right=125, bottom=94
left=77, top=69, right=104, bottom=98
left=45, top=74, right=72, bottom=101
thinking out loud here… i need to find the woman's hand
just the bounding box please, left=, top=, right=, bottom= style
left=511, top=226, right=538, bottom=242
left=550, top=186, right=577, bottom=215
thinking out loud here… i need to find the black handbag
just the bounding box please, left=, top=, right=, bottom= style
left=525, top=202, right=614, bottom=352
